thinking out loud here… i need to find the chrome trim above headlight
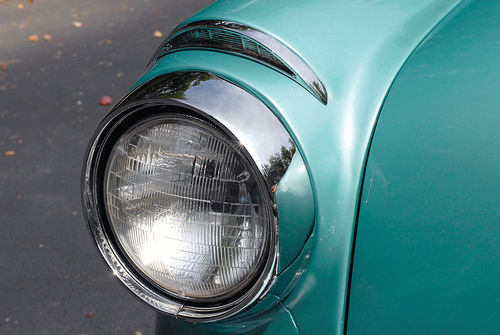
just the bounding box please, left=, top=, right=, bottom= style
left=82, top=71, right=302, bottom=321
left=148, top=20, right=328, bottom=105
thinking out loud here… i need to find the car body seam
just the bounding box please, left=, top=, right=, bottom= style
left=343, top=0, right=467, bottom=333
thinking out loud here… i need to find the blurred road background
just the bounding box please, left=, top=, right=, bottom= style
left=0, top=1, right=213, bottom=334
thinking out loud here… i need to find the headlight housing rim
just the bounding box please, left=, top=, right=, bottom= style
left=82, top=99, right=279, bottom=321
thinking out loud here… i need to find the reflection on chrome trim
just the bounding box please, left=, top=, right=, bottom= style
left=126, top=72, right=296, bottom=183
left=149, top=20, right=327, bottom=105
left=82, top=71, right=303, bottom=322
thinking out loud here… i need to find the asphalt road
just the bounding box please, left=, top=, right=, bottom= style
left=0, top=1, right=213, bottom=334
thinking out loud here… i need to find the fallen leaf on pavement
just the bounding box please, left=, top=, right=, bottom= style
left=43, top=33, right=52, bottom=41
left=116, top=72, right=124, bottom=78
left=153, top=30, right=162, bottom=38
left=17, top=3, right=23, bottom=9
left=98, top=39, right=112, bottom=45
left=28, top=34, right=39, bottom=42
left=28, top=0, right=33, bottom=3
left=4, top=151, right=15, bottom=156
left=99, top=96, right=112, bottom=106
left=87, top=312, right=94, bottom=318
left=1, top=65, right=6, bottom=71
left=72, top=21, right=82, bottom=28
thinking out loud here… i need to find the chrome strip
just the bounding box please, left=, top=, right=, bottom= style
left=149, top=20, right=328, bottom=104
left=82, top=71, right=302, bottom=321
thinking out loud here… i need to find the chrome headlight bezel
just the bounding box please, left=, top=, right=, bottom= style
left=82, top=72, right=299, bottom=321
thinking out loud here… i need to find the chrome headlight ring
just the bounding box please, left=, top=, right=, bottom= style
left=82, top=71, right=300, bottom=321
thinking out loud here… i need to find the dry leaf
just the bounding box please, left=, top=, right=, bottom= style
left=4, top=151, right=15, bottom=156
left=17, top=3, right=23, bottom=9
left=87, top=312, right=94, bottom=318
left=28, top=34, right=39, bottom=42
left=153, top=30, right=162, bottom=38
left=99, top=96, right=112, bottom=106
left=116, top=72, right=124, bottom=78
left=72, top=21, right=82, bottom=28
left=1, top=65, right=6, bottom=71
left=27, top=0, right=33, bottom=3
left=98, top=39, right=112, bottom=45
left=42, top=33, right=52, bottom=41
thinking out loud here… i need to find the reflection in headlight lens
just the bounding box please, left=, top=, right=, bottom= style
left=104, top=116, right=270, bottom=300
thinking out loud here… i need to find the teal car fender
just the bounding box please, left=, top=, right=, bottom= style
left=348, top=0, right=500, bottom=333
left=145, top=0, right=462, bottom=333
left=81, top=0, right=500, bottom=334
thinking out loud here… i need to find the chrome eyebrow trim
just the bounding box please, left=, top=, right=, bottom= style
left=149, top=20, right=328, bottom=104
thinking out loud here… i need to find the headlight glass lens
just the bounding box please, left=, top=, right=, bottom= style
left=104, top=115, right=270, bottom=301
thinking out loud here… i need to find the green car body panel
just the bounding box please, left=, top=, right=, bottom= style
left=119, top=0, right=500, bottom=333
left=347, top=0, right=500, bottom=333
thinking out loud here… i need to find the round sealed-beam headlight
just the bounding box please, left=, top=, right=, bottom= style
left=104, top=114, right=271, bottom=302
left=82, top=71, right=311, bottom=321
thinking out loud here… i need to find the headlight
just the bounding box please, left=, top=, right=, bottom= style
left=82, top=71, right=313, bottom=321
left=104, top=114, right=271, bottom=301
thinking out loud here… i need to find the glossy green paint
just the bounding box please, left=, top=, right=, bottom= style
left=270, top=229, right=314, bottom=300
left=348, top=1, right=500, bottom=333
left=275, top=153, right=314, bottom=272
left=136, top=0, right=464, bottom=333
